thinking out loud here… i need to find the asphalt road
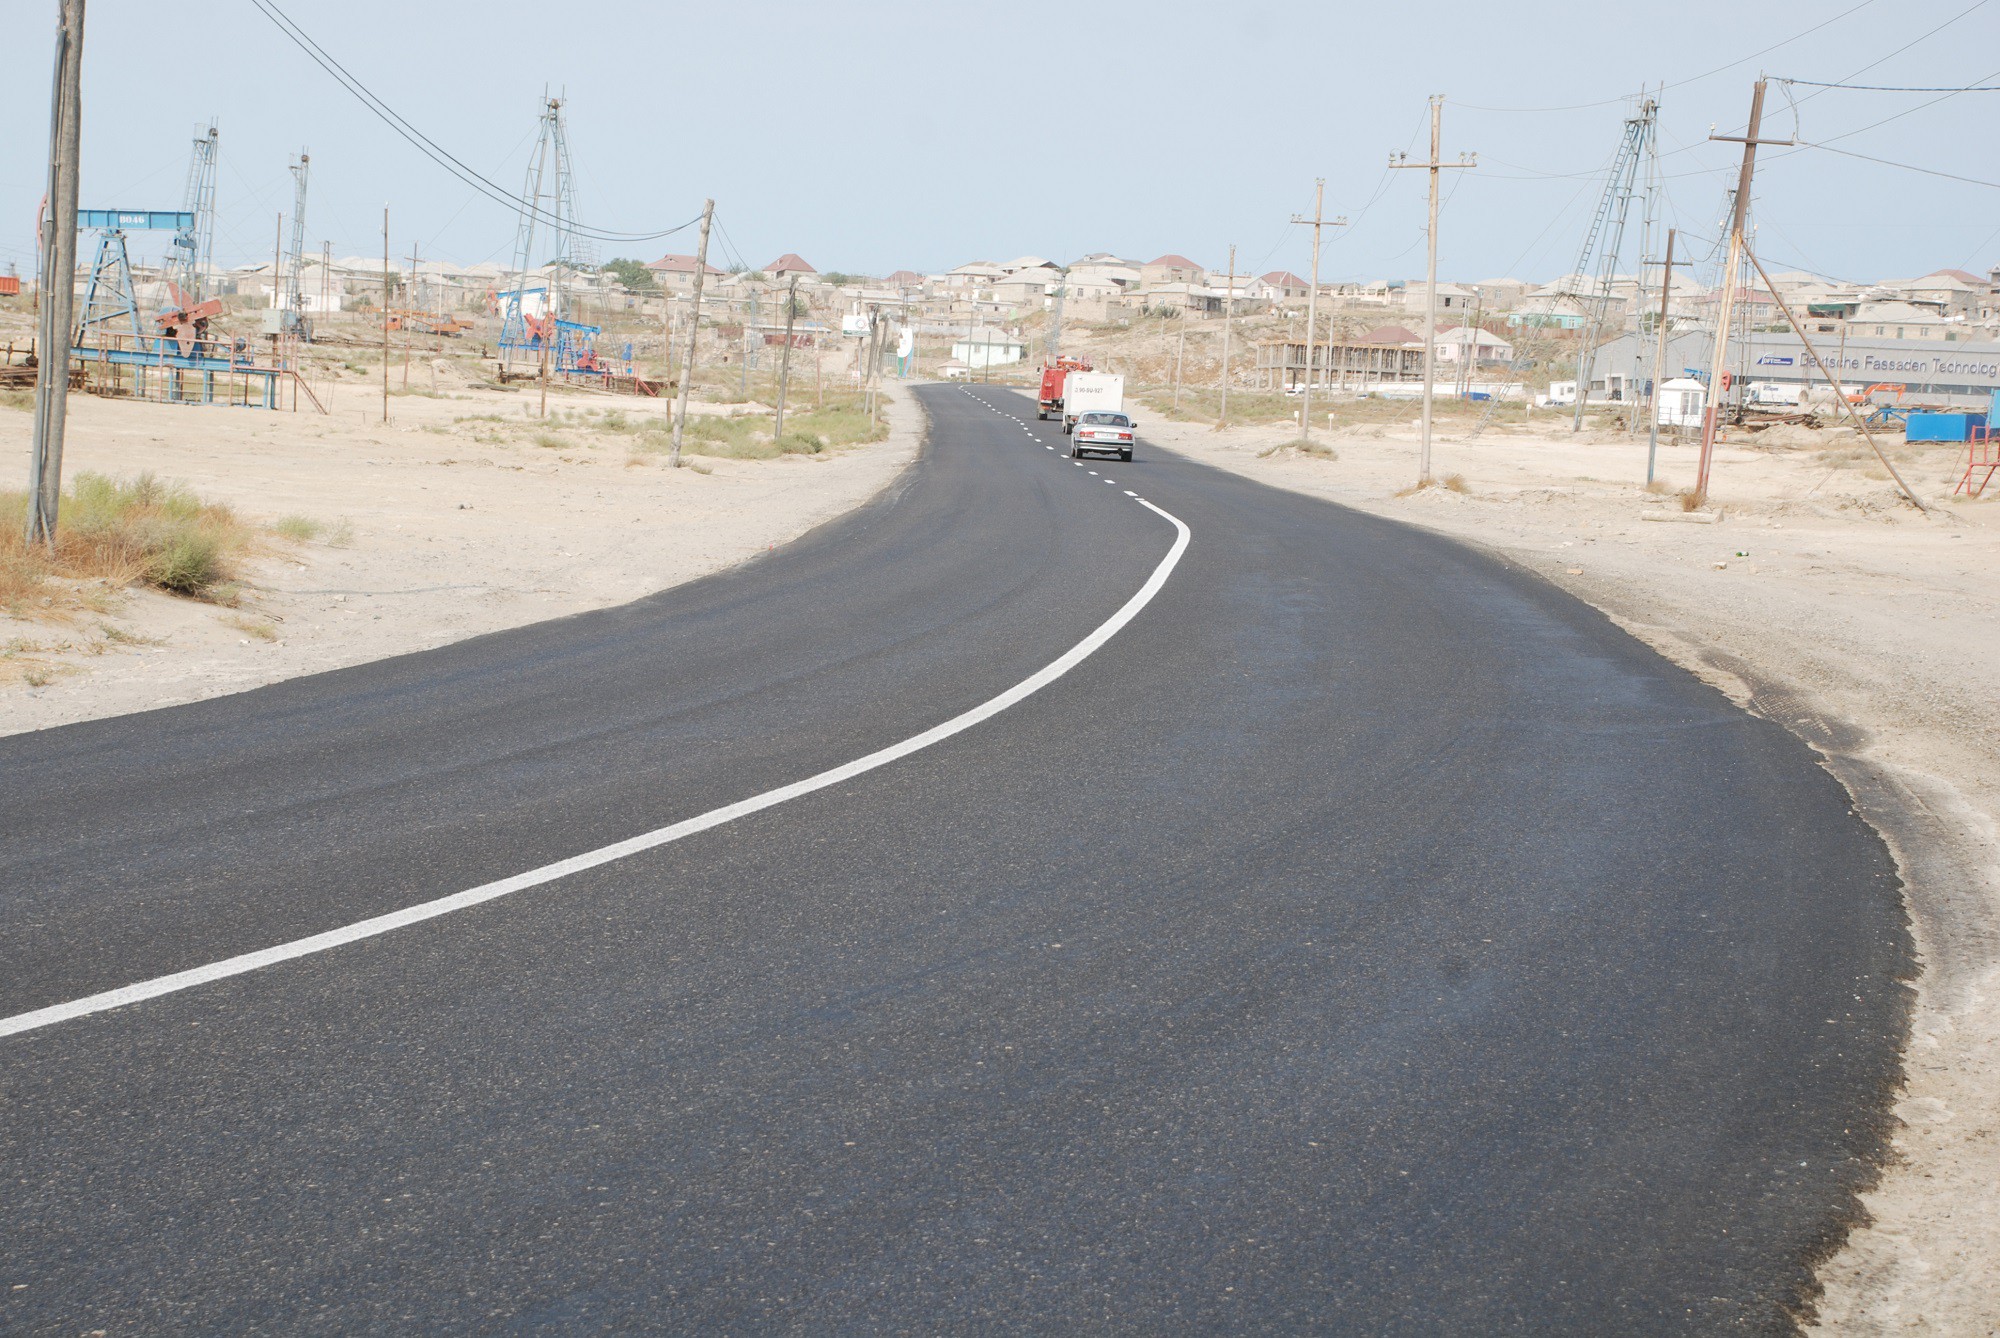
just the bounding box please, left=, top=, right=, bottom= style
left=1, top=383, right=1908, bottom=1333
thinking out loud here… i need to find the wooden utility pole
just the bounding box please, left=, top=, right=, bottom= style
left=1695, top=79, right=1788, bottom=506
left=1290, top=179, right=1340, bottom=442
left=26, top=0, right=85, bottom=546
left=381, top=205, right=390, bottom=424
left=1390, top=94, right=1475, bottom=485
left=1217, top=244, right=1236, bottom=427
left=774, top=272, right=799, bottom=442
left=1645, top=227, right=1678, bottom=485
left=669, top=198, right=715, bottom=469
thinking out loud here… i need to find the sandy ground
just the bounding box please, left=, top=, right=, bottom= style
left=1142, top=407, right=1999, bottom=1334
left=1, top=377, right=922, bottom=734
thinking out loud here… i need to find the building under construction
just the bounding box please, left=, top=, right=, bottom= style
left=1254, top=336, right=1427, bottom=390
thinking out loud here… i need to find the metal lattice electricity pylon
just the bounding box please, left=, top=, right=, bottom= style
left=165, top=123, right=218, bottom=304
left=1559, top=94, right=1656, bottom=432
left=501, top=97, right=587, bottom=367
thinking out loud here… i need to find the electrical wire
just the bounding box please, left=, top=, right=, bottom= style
left=1783, top=77, right=2000, bottom=91
left=1796, top=141, right=2000, bottom=188
left=1812, top=65, right=2000, bottom=143
left=1773, top=0, right=1990, bottom=110
left=246, top=0, right=700, bottom=245
left=1451, top=0, right=1879, bottom=113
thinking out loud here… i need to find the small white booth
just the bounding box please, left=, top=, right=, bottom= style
left=1655, top=377, right=1707, bottom=428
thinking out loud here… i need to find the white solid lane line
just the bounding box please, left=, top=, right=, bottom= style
left=0, top=498, right=1194, bottom=1041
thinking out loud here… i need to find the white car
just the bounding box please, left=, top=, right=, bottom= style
left=1070, top=410, right=1136, bottom=461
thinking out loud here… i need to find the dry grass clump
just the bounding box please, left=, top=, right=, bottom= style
left=1258, top=437, right=1339, bottom=460
left=0, top=471, right=250, bottom=612
left=271, top=515, right=323, bottom=541
left=1, top=389, right=34, bottom=413
left=632, top=398, right=886, bottom=461
left=1394, top=473, right=1471, bottom=497
left=1677, top=487, right=1705, bottom=512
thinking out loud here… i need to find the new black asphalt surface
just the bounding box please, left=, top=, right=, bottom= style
left=1, top=383, right=1908, bottom=1333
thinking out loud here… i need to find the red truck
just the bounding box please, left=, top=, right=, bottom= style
left=1037, top=356, right=1092, bottom=421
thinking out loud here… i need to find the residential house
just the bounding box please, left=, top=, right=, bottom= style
left=1254, top=271, right=1312, bottom=305
left=1141, top=254, right=1205, bottom=287
left=1001, top=255, right=1060, bottom=276
left=1468, top=278, right=1530, bottom=310
left=1431, top=324, right=1515, bottom=366
left=946, top=260, right=1005, bottom=286
left=647, top=253, right=726, bottom=293
left=1874, top=269, right=1984, bottom=319
left=951, top=329, right=1025, bottom=368
left=765, top=253, right=818, bottom=279
left=1850, top=299, right=1960, bottom=340
left=1400, top=281, right=1477, bottom=314
left=994, top=269, right=1057, bottom=312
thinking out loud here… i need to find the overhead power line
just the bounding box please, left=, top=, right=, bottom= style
left=1782, top=77, right=2000, bottom=91
left=1453, top=0, right=1879, bottom=113
left=247, top=0, right=700, bottom=246
left=1799, top=142, right=2000, bottom=189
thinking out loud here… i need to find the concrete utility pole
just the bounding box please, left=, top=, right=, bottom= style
left=1173, top=315, right=1185, bottom=413
left=1218, top=244, right=1236, bottom=427
left=1695, top=78, right=1788, bottom=506
left=1645, top=227, right=1678, bottom=485
left=381, top=205, right=390, bottom=424
left=1290, top=180, right=1347, bottom=443
left=404, top=241, right=419, bottom=389
left=1391, top=93, right=1475, bottom=485
left=26, top=0, right=85, bottom=546
left=774, top=272, right=798, bottom=442
left=669, top=198, right=715, bottom=468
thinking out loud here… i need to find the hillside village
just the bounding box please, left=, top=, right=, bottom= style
left=72, top=242, right=1992, bottom=414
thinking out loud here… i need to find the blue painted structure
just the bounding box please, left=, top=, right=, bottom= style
left=1904, top=411, right=1988, bottom=443
left=70, top=206, right=287, bottom=408
left=76, top=209, right=193, bottom=232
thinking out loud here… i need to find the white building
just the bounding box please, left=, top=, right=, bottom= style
left=1655, top=377, right=1707, bottom=428
left=951, top=331, right=1025, bottom=368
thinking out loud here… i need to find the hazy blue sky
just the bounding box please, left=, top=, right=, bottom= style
left=4, top=0, right=1998, bottom=287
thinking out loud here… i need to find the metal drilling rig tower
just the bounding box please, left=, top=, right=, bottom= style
left=165, top=123, right=219, bottom=304
left=284, top=150, right=311, bottom=338
left=500, top=97, right=587, bottom=368
left=1559, top=95, right=1657, bottom=432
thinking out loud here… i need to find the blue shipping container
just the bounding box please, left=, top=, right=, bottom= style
left=1905, top=412, right=1987, bottom=443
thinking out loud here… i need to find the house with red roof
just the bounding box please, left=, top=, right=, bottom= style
left=1142, top=254, right=1205, bottom=287
left=1254, top=270, right=1312, bottom=304
left=647, top=253, right=726, bottom=293
left=765, top=254, right=817, bottom=278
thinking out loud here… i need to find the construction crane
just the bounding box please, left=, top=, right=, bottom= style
left=1557, top=95, right=1656, bottom=432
